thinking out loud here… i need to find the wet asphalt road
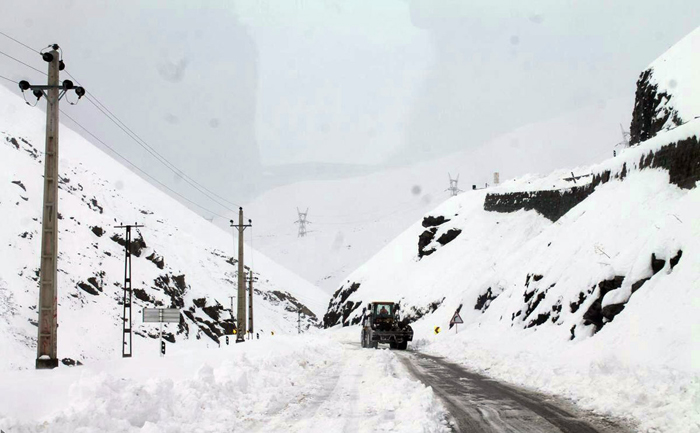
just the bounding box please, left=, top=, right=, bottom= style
left=397, top=350, right=633, bottom=433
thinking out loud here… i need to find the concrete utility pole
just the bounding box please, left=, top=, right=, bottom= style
left=248, top=271, right=254, bottom=335
left=295, top=208, right=310, bottom=237
left=230, top=208, right=251, bottom=343
left=493, top=172, right=500, bottom=185
left=446, top=173, right=463, bottom=197
left=19, top=45, right=85, bottom=369
left=298, top=309, right=301, bottom=334
left=115, top=223, right=144, bottom=358
left=229, top=295, right=235, bottom=321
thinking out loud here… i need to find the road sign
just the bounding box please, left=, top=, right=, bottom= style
left=449, top=312, right=464, bottom=325
left=434, top=326, right=441, bottom=334
left=143, top=308, right=181, bottom=323
left=143, top=308, right=180, bottom=357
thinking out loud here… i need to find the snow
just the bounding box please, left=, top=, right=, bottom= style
left=0, top=330, right=449, bottom=432
left=0, top=84, right=329, bottom=370
left=331, top=119, right=700, bottom=432
left=647, top=25, right=700, bottom=124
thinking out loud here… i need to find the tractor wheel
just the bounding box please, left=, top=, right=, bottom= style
left=361, top=331, right=366, bottom=348
left=389, top=342, right=397, bottom=349
left=397, top=341, right=408, bottom=350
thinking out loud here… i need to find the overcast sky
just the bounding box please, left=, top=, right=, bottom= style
left=1, top=0, right=698, bottom=216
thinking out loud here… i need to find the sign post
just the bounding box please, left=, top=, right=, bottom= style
left=143, top=308, right=181, bottom=356
left=449, top=310, right=464, bottom=334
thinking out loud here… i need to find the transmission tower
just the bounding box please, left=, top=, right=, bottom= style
left=295, top=208, right=310, bottom=237
left=115, top=223, right=143, bottom=358
left=446, top=173, right=463, bottom=197
left=616, top=124, right=630, bottom=148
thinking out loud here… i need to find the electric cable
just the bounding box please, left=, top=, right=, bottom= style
left=60, top=109, right=227, bottom=219
left=0, top=48, right=46, bottom=76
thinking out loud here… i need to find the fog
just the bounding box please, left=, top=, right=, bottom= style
left=1, top=0, right=698, bottom=216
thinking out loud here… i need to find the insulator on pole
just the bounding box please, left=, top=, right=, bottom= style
left=42, top=52, right=54, bottom=63
left=19, top=80, right=30, bottom=91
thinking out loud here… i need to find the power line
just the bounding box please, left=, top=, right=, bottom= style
left=1, top=30, right=241, bottom=211
left=62, top=70, right=241, bottom=210
left=0, top=30, right=40, bottom=54
left=59, top=109, right=228, bottom=219
left=0, top=73, right=15, bottom=83
left=0, top=48, right=46, bottom=76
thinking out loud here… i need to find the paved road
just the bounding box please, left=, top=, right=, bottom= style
left=397, top=350, right=632, bottom=433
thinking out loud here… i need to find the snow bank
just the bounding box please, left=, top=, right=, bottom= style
left=0, top=332, right=449, bottom=433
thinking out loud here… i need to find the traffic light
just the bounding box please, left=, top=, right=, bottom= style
left=226, top=336, right=229, bottom=345
left=160, top=341, right=166, bottom=355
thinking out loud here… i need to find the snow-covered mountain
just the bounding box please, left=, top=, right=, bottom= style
left=630, top=25, right=699, bottom=144
left=245, top=97, right=632, bottom=293
left=0, top=85, right=328, bottom=371
left=322, top=27, right=700, bottom=432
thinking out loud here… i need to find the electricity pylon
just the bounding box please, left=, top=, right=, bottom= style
left=446, top=173, right=463, bottom=197
left=295, top=208, right=310, bottom=237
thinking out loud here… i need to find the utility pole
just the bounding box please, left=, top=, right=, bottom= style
left=115, top=223, right=143, bottom=358
left=295, top=208, right=310, bottom=237
left=230, top=208, right=251, bottom=343
left=19, top=45, right=85, bottom=370
left=446, top=173, right=463, bottom=197
left=248, top=271, right=254, bottom=336
left=229, top=295, right=235, bottom=321
left=298, top=309, right=301, bottom=334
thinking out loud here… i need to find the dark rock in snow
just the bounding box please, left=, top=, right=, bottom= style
left=651, top=253, right=666, bottom=275
left=61, top=358, right=82, bottom=367
left=11, top=180, right=26, bottom=191
left=77, top=281, right=99, bottom=296
left=631, top=278, right=651, bottom=294
left=133, top=288, right=155, bottom=303
left=91, top=226, right=105, bottom=237
left=146, top=252, right=165, bottom=269
left=323, top=282, right=361, bottom=328
left=582, top=276, right=624, bottom=332
left=475, top=288, right=497, bottom=312
left=670, top=250, right=683, bottom=269
left=601, top=303, right=626, bottom=322
left=418, top=228, right=438, bottom=258
left=422, top=215, right=451, bottom=228
left=436, top=228, right=462, bottom=246
left=629, top=68, right=683, bottom=146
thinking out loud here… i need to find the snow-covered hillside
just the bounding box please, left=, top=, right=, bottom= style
left=630, top=26, right=700, bottom=145
left=245, top=97, right=631, bottom=293
left=325, top=117, right=700, bottom=432
left=323, top=27, right=700, bottom=432
left=0, top=85, right=328, bottom=370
